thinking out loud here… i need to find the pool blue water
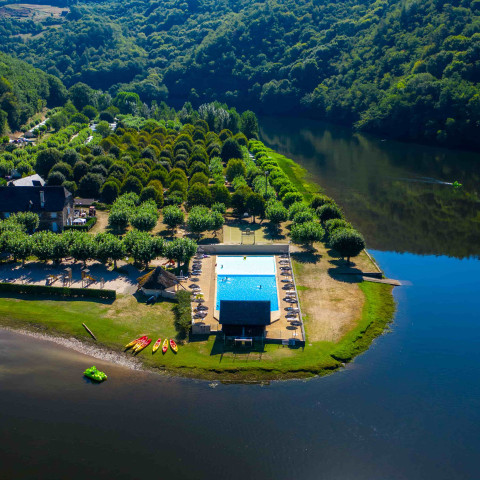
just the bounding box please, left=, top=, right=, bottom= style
left=216, top=256, right=276, bottom=275
left=216, top=275, right=279, bottom=311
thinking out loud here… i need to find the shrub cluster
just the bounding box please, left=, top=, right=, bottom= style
left=173, top=289, right=192, bottom=339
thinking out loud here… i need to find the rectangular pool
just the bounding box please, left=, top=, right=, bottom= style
left=216, top=275, right=279, bottom=311
left=216, top=256, right=276, bottom=276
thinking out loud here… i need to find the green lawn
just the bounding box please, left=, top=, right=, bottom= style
left=0, top=281, right=395, bottom=380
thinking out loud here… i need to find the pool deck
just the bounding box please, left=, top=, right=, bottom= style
left=189, top=254, right=304, bottom=342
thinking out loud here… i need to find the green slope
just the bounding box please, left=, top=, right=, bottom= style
left=1, top=0, right=480, bottom=147
left=0, top=51, right=67, bottom=133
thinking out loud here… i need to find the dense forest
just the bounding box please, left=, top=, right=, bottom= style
left=0, top=51, right=66, bottom=133
left=1, top=0, right=480, bottom=148
left=1, top=98, right=366, bottom=265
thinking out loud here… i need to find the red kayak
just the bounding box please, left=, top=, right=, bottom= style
left=135, top=338, right=151, bottom=354
left=125, top=335, right=147, bottom=349
left=170, top=339, right=178, bottom=353
left=152, top=338, right=162, bottom=354
left=162, top=338, right=168, bottom=354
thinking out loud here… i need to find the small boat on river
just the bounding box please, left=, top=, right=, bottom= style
left=83, top=366, right=107, bottom=382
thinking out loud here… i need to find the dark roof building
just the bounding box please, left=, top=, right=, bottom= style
left=0, top=186, right=71, bottom=213
left=137, top=267, right=179, bottom=298
left=0, top=186, right=74, bottom=232
left=219, top=300, right=271, bottom=338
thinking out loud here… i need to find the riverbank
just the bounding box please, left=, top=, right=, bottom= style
left=0, top=277, right=394, bottom=381
left=0, top=142, right=396, bottom=381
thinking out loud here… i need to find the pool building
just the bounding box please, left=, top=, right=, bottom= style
left=189, top=245, right=304, bottom=345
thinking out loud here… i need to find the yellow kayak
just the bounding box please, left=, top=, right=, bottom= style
left=152, top=338, right=162, bottom=353
left=133, top=338, right=147, bottom=353
left=134, top=338, right=151, bottom=354
left=162, top=338, right=169, bottom=354
left=125, top=335, right=146, bottom=349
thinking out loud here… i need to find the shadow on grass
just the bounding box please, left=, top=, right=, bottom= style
left=210, top=335, right=266, bottom=361
left=290, top=250, right=322, bottom=264
left=198, top=237, right=221, bottom=245
left=156, top=228, right=175, bottom=238
left=133, top=290, right=176, bottom=306
left=327, top=258, right=364, bottom=284
left=263, top=224, right=286, bottom=241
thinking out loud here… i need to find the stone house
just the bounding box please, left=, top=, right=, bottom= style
left=0, top=186, right=74, bottom=232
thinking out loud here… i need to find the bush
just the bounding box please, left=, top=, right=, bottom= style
left=317, top=203, right=343, bottom=223
left=309, top=194, right=334, bottom=210
left=131, top=201, right=159, bottom=231
left=292, top=210, right=315, bottom=224
left=64, top=216, right=97, bottom=232
left=325, top=218, right=353, bottom=236
left=266, top=201, right=288, bottom=227
left=290, top=221, right=324, bottom=246
left=329, top=228, right=366, bottom=263
left=225, top=158, right=246, bottom=182
left=173, top=290, right=192, bottom=339
left=187, top=183, right=212, bottom=207
left=163, top=205, right=184, bottom=232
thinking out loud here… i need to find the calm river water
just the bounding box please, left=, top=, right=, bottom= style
left=1, top=118, right=480, bottom=479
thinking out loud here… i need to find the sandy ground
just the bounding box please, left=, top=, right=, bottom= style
left=0, top=260, right=143, bottom=294
left=190, top=254, right=304, bottom=342
left=190, top=254, right=218, bottom=332
left=291, top=244, right=377, bottom=343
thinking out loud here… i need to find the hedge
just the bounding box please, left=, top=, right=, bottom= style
left=173, top=289, right=192, bottom=338
left=64, top=216, right=97, bottom=232
left=0, top=282, right=116, bottom=299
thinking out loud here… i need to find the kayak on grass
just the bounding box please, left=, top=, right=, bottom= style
left=125, top=335, right=147, bottom=349
left=162, top=338, right=168, bottom=354
left=83, top=366, right=107, bottom=382
left=170, top=339, right=178, bottom=353
left=135, top=338, right=151, bottom=354
left=132, top=337, right=148, bottom=353
left=152, top=338, right=162, bottom=353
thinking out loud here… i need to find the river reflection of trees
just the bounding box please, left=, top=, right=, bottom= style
left=260, top=117, right=480, bottom=258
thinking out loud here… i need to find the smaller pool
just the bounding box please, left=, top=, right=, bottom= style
left=216, top=275, right=278, bottom=311
left=216, top=256, right=276, bottom=276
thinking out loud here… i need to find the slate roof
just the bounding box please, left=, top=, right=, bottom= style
left=137, top=267, right=178, bottom=290
left=0, top=186, right=71, bottom=213
left=219, top=300, right=271, bottom=326
left=8, top=174, right=45, bottom=187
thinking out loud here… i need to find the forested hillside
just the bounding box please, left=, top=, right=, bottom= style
left=0, top=52, right=67, bottom=133
left=1, top=0, right=480, bottom=148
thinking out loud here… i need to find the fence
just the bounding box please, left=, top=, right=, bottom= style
left=199, top=243, right=289, bottom=255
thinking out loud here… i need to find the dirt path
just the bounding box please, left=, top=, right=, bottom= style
left=89, top=210, right=109, bottom=234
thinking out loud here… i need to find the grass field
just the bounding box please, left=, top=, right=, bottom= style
left=0, top=277, right=394, bottom=380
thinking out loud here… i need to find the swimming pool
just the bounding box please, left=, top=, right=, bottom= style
left=216, top=256, right=276, bottom=276
left=216, top=275, right=279, bottom=311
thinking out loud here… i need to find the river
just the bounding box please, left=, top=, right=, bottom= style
left=1, top=118, right=479, bottom=479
